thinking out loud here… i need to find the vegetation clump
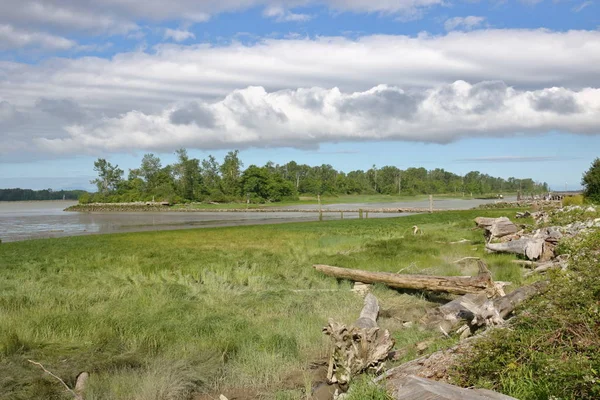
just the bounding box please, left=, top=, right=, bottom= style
left=582, top=157, right=600, bottom=203
left=452, top=228, right=600, bottom=400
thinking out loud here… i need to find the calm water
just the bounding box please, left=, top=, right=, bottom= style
left=0, top=197, right=511, bottom=242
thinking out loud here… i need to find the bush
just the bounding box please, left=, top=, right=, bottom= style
left=452, top=229, right=600, bottom=399
left=562, top=194, right=585, bottom=206
left=582, top=158, right=600, bottom=203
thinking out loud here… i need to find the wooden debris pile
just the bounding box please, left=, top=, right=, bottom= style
left=478, top=214, right=600, bottom=262
left=323, top=293, right=394, bottom=388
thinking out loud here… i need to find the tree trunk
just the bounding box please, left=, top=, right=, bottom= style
left=323, top=293, right=394, bottom=387
left=313, top=261, right=504, bottom=298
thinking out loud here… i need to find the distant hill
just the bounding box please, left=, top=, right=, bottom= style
left=0, top=188, right=88, bottom=201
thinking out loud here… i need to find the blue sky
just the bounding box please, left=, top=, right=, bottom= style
left=0, top=0, right=599, bottom=191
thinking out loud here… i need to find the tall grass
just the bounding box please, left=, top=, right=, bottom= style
left=0, top=209, right=525, bottom=399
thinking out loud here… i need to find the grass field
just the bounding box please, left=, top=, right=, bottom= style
left=0, top=209, right=529, bottom=400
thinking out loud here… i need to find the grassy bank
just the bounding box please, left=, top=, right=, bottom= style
left=0, top=209, right=527, bottom=399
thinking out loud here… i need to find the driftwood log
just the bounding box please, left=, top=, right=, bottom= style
left=424, top=281, right=548, bottom=336
left=390, top=375, right=517, bottom=400
left=474, top=217, right=518, bottom=242
left=313, top=261, right=506, bottom=298
left=323, top=293, right=394, bottom=387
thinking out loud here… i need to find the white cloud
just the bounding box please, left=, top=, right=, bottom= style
left=1, top=29, right=600, bottom=158
left=1, top=29, right=599, bottom=114
left=263, top=6, right=313, bottom=22
left=0, top=0, right=441, bottom=44
left=164, top=28, right=196, bottom=42
left=0, top=24, right=76, bottom=50
left=444, top=16, right=486, bottom=31
left=18, top=82, right=600, bottom=156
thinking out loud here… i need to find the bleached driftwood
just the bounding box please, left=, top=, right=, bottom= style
left=323, top=293, right=394, bottom=387
left=423, top=281, right=548, bottom=336
left=390, top=375, right=517, bottom=400
left=523, top=255, right=569, bottom=277
left=475, top=217, right=518, bottom=242
left=313, top=261, right=506, bottom=298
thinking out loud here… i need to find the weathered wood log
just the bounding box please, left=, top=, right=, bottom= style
left=424, top=281, right=548, bottom=335
left=390, top=375, right=517, bottom=400
left=511, top=260, right=538, bottom=267
left=313, top=261, right=504, bottom=298
left=475, top=217, right=518, bottom=242
left=74, top=372, right=89, bottom=400
left=523, top=256, right=568, bottom=277
left=323, top=293, right=394, bottom=387
left=486, top=238, right=550, bottom=261
left=354, top=292, right=379, bottom=329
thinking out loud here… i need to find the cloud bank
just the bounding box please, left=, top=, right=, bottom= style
left=17, top=82, right=600, bottom=156
left=1, top=29, right=599, bottom=159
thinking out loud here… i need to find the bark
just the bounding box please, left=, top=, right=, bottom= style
left=313, top=261, right=504, bottom=298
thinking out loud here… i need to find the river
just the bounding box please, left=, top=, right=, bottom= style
left=0, top=197, right=511, bottom=242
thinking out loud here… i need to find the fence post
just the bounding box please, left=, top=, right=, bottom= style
left=429, top=195, right=433, bottom=213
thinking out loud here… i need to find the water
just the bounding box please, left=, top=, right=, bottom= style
left=0, top=197, right=512, bottom=242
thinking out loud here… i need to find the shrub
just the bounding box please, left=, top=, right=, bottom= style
left=562, top=194, right=585, bottom=206
left=452, top=229, right=600, bottom=399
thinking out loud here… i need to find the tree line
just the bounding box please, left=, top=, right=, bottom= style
left=83, top=149, right=549, bottom=204
left=0, top=188, right=87, bottom=202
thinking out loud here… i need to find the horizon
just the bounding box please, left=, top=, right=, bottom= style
left=0, top=1, right=598, bottom=190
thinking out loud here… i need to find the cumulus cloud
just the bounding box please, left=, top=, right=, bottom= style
left=444, top=16, right=486, bottom=31
left=164, top=28, right=196, bottom=42
left=0, top=24, right=76, bottom=50
left=2, top=29, right=600, bottom=159
left=22, top=82, right=600, bottom=155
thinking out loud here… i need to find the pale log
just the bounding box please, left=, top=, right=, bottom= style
left=323, top=293, right=394, bottom=387
left=424, top=281, right=548, bottom=335
left=313, top=261, right=503, bottom=297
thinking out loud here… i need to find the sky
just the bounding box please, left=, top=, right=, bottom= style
left=0, top=0, right=599, bottom=191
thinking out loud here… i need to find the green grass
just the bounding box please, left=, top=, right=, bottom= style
left=0, top=209, right=527, bottom=399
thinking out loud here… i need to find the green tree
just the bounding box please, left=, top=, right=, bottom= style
left=582, top=158, right=600, bottom=202
left=90, top=158, right=123, bottom=195
left=201, top=155, right=221, bottom=195
left=140, top=154, right=162, bottom=193
left=220, top=150, right=243, bottom=197
left=174, top=149, right=202, bottom=200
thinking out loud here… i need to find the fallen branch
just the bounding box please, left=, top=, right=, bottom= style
left=313, top=261, right=505, bottom=298
left=28, top=360, right=87, bottom=400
